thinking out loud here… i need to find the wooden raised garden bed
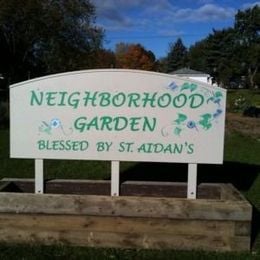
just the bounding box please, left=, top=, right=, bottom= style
left=0, top=179, right=252, bottom=252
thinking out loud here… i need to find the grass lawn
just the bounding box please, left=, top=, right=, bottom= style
left=0, top=90, right=260, bottom=259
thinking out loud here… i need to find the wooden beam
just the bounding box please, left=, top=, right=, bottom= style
left=0, top=213, right=251, bottom=251
left=0, top=193, right=252, bottom=221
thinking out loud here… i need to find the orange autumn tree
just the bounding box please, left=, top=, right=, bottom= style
left=115, top=43, right=156, bottom=71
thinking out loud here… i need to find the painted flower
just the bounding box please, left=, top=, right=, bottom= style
left=187, top=121, right=196, bottom=129
left=168, top=81, right=178, bottom=91
left=50, top=118, right=61, bottom=129
left=213, top=109, right=223, bottom=118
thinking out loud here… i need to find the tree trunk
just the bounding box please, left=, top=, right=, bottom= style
left=248, top=66, right=258, bottom=89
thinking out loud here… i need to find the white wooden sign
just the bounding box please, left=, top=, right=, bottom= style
left=10, top=69, right=226, bottom=164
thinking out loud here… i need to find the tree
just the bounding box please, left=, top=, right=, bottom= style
left=94, top=49, right=116, bottom=69
left=205, top=28, right=240, bottom=86
left=115, top=43, right=156, bottom=71
left=188, top=40, right=208, bottom=72
left=234, top=5, right=260, bottom=88
left=0, top=0, right=104, bottom=85
left=188, top=6, right=259, bottom=88
left=165, top=38, right=188, bottom=72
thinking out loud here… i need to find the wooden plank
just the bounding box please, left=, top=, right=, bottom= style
left=0, top=181, right=12, bottom=192
left=1, top=178, right=221, bottom=199
left=234, top=221, right=251, bottom=236
left=0, top=225, right=247, bottom=251
left=0, top=214, right=235, bottom=237
left=220, top=184, right=248, bottom=201
left=230, top=236, right=251, bottom=251
left=0, top=193, right=252, bottom=221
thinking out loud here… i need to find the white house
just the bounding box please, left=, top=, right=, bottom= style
left=169, top=68, right=215, bottom=85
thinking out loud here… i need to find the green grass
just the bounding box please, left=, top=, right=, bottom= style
left=0, top=244, right=257, bottom=260
left=224, top=132, right=260, bottom=164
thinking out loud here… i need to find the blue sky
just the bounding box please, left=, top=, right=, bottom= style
left=93, top=0, right=259, bottom=59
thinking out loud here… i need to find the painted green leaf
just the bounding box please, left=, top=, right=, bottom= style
left=180, top=83, right=190, bottom=91
left=174, top=127, right=182, bottom=136
left=214, top=91, right=223, bottom=98
left=174, top=113, right=187, bottom=124
left=190, top=83, right=198, bottom=92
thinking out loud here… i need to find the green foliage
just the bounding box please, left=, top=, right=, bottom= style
left=187, top=5, right=260, bottom=89
left=165, top=38, right=188, bottom=73
left=188, top=40, right=208, bottom=72
left=0, top=101, right=8, bottom=129
left=227, top=89, right=260, bottom=113
left=0, top=245, right=257, bottom=260
left=0, top=0, right=104, bottom=86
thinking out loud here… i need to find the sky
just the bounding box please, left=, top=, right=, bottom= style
left=93, top=0, right=259, bottom=59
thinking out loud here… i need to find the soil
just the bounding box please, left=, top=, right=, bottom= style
left=226, top=113, right=260, bottom=139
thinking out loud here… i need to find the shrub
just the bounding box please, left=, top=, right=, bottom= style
left=0, top=101, right=9, bottom=129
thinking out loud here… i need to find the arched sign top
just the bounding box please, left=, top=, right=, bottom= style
left=10, top=69, right=223, bottom=90
left=10, top=69, right=226, bottom=164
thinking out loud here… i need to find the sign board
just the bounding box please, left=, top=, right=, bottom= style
left=10, top=69, right=226, bottom=164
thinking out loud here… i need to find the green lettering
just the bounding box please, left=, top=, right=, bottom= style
left=188, top=143, right=194, bottom=154
left=52, top=140, right=59, bottom=150
left=31, top=90, right=43, bottom=106
left=60, top=140, right=65, bottom=150
left=142, top=92, right=157, bottom=107
left=65, top=140, right=72, bottom=150
left=87, top=117, right=99, bottom=130
left=128, top=93, right=141, bottom=107
left=129, top=117, right=141, bottom=131
left=189, top=94, right=204, bottom=108
left=74, top=117, right=87, bottom=132
left=164, top=144, right=172, bottom=153
left=68, top=92, right=80, bottom=109
left=173, top=94, right=187, bottom=108
left=154, top=143, right=163, bottom=153
left=146, top=143, right=153, bottom=153
left=83, top=91, right=98, bottom=106
left=80, top=141, right=89, bottom=151
left=112, top=92, right=126, bottom=107
left=173, top=144, right=183, bottom=154
left=157, top=93, right=171, bottom=108
left=38, top=140, right=45, bottom=150
left=143, top=117, right=156, bottom=132
left=72, top=141, right=79, bottom=151
left=114, top=117, right=128, bottom=131
left=57, top=92, right=67, bottom=106
left=99, top=92, right=111, bottom=107
left=46, top=92, right=57, bottom=106
left=100, top=116, right=113, bottom=131
left=137, top=143, right=146, bottom=153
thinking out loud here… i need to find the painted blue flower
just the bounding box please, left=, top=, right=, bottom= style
left=213, top=109, right=223, bottom=118
left=187, top=121, right=196, bottom=129
left=50, top=118, right=61, bottom=129
left=213, top=98, right=221, bottom=105
left=168, top=81, right=178, bottom=91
